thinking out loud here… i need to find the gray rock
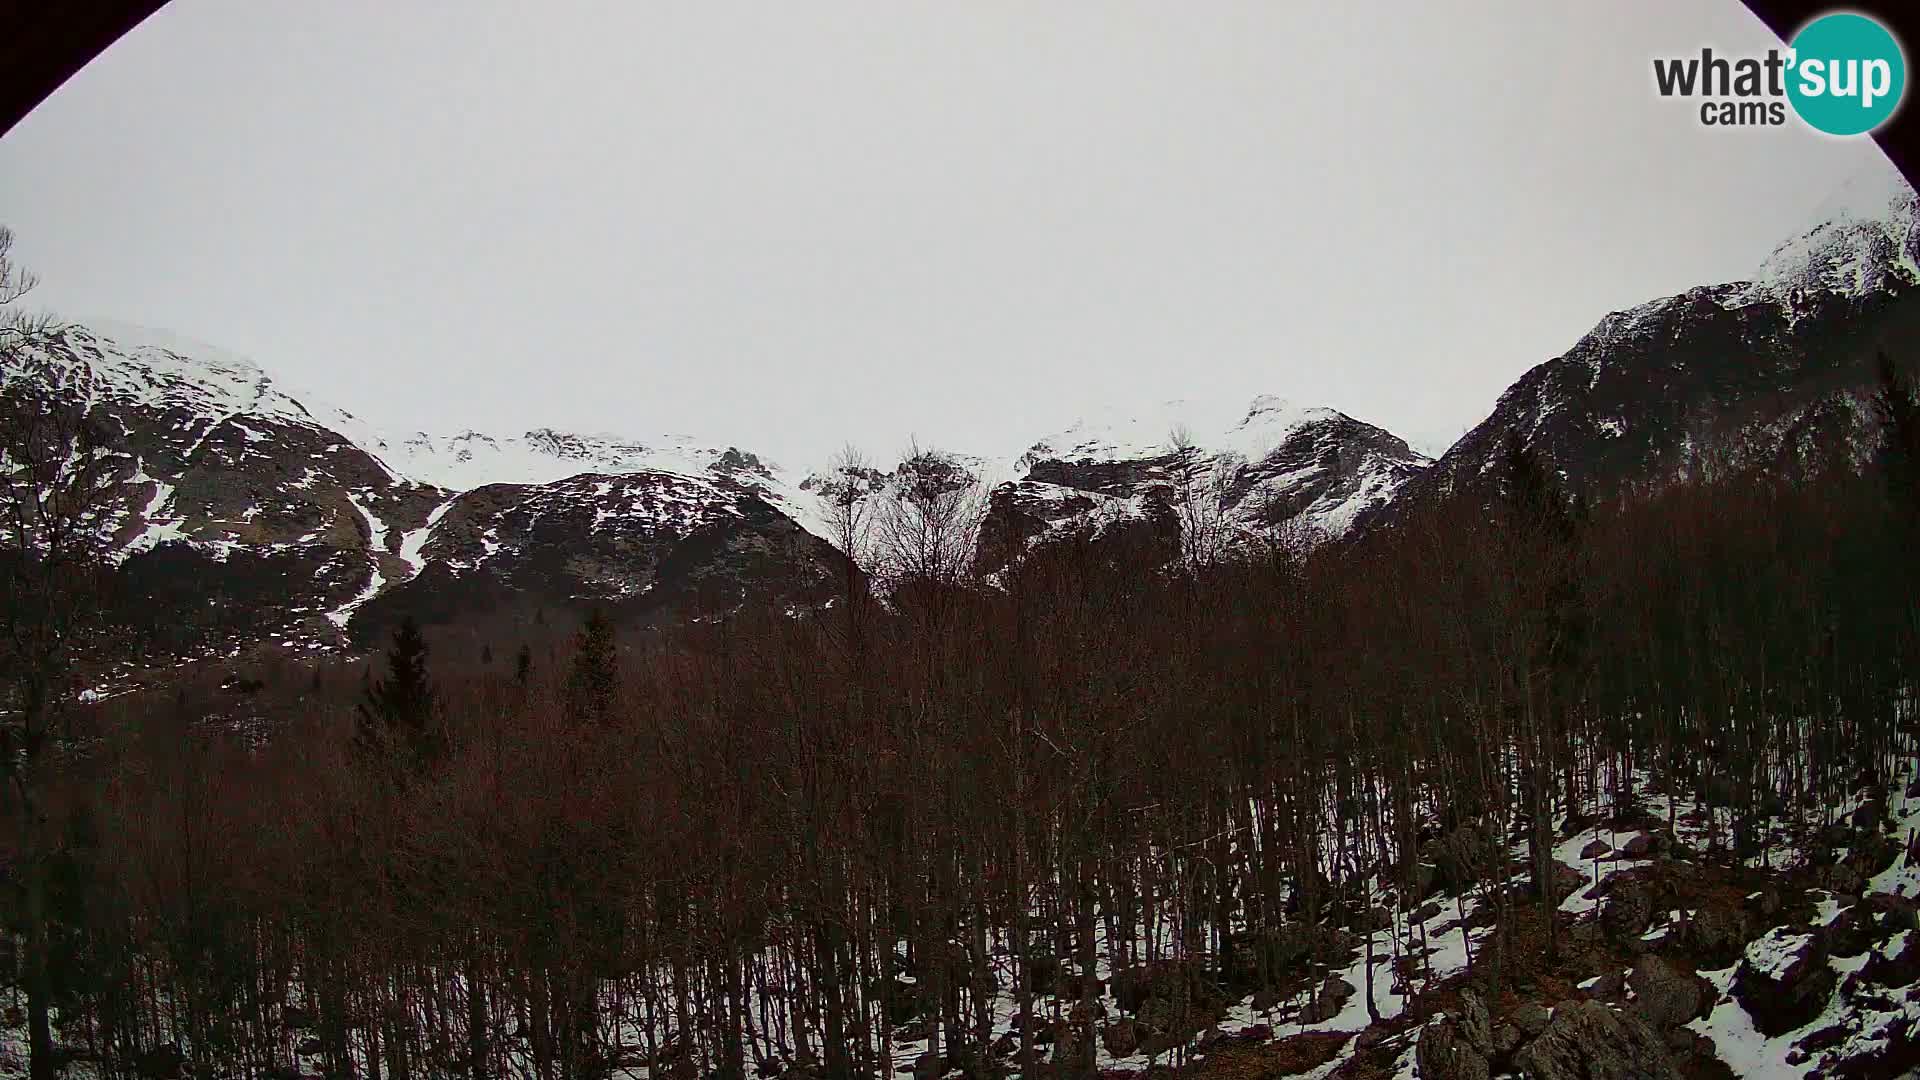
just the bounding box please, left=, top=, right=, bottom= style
left=1491, top=1023, right=1524, bottom=1057
left=1511, top=1000, right=1681, bottom=1080
left=1416, top=1016, right=1491, bottom=1080
left=1627, top=955, right=1704, bottom=1030
left=1297, top=976, right=1356, bottom=1025
left=1602, top=879, right=1655, bottom=941
left=1458, top=989, right=1493, bottom=1052
left=1732, top=928, right=1835, bottom=1037
left=1682, top=901, right=1747, bottom=967
left=1512, top=1002, right=1552, bottom=1038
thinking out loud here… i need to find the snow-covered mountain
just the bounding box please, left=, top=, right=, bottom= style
left=0, top=319, right=1426, bottom=655
left=1394, top=155, right=1920, bottom=514
left=0, top=321, right=848, bottom=653
left=976, top=396, right=1428, bottom=569
left=9, top=154, right=1917, bottom=657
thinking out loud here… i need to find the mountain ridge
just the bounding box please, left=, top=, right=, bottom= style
left=2, top=317, right=1426, bottom=656
left=10, top=154, right=1919, bottom=658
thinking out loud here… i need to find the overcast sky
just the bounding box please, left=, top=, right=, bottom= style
left=0, top=0, right=1893, bottom=464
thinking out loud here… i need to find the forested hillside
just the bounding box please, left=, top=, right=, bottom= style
left=5, top=161, right=1920, bottom=1080
left=6, top=354, right=1920, bottom=1079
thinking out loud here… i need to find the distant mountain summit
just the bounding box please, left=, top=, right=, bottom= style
left=978, top=395, right=1429, bottom=569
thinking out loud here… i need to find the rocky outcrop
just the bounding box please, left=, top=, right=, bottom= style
left=1415, top=1014, right=1490, bottom=1080
left=1625, top=956, right=1708, bottom=1031
left=977, top=398, right=1430, bottom=573
left=1510, top=1000, right=1681, bottom=1080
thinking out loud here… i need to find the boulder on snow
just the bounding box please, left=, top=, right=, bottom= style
left=1510, top=999, right=1681, bottom=1080
left=1415, top=1016, right=1490, bottom=1080
left=1626, top=955, right=1708, bottom=1030
left=1111, top=959, right=1216, bottom=1016
left=1542, top=862, right=1586, bottom=905
left=1863, top=929, right=1920, bottom=989
left=1427, top=823, right=1500, bottom=894
left=1297, top=976, right=1356, bottom=1025
left=1732, top=927, right=1835, bottom=1037
left=1601, top=878, right=1655, bottom=941
left=1681, top=900, right=1748, bottom=968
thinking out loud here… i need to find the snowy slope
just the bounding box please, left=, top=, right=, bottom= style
left=988, top=393, right=1430, bottom=558
left=1395, top=153, right=1920, bottom=514
left=1736, top=156, right=1920, bottom=305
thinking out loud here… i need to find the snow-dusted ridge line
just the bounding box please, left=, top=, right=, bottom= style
left=29, top=315, right=1428, bottom=563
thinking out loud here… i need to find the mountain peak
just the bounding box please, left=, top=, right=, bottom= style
left=1739, top=154, right=1920, bottom=303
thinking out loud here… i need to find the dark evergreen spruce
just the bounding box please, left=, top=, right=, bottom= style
left=356, top=614, right=440, bottom=768
left=566, top=608, right=618, bottom=725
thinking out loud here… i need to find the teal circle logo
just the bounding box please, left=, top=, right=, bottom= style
left=1787, top=13, right=1906, bottom=136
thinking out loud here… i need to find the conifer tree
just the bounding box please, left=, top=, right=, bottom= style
left=1498, top=428, right=1585, bottom=963
left=356, top=615, right=440, bottom=768
left=566, top=608, right=618, bottom=725
left=1874, top=351, right=1920, bottom=517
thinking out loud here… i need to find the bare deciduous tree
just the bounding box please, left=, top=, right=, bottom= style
left=0, top=231, right=125, bottom=1080
left=1167, top=425, right=1235, bottom=573
left=873, top=440, right=987, bottom=600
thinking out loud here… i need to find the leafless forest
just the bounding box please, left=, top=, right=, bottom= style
left=3, top=333, right=1919, bottom=1079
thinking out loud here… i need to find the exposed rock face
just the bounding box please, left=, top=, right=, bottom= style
left=1510, top=1000, right=1681, bottom=1080
left=1626, top=956, right=1706, bottom=1031
left=976, top=397, right=1429, bottom=572
left=348, top=475, right=841, bottom=646
left=1415, top=1015, right=1490, bottom=1080
left=1, top=322, right=442, bottom=655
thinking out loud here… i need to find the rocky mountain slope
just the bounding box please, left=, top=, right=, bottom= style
left=1401, top=158, right=1920, bottom=513
left=0, top=320, right=848, bottom=655
left=8, top=158, right=1917, bottom=662
left=974, top=396, right=1429, bottom=570
left=2, top=327, right=1430, bottom=658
